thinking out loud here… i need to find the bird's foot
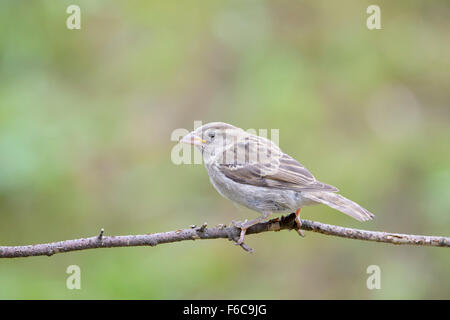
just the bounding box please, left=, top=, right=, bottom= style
left=230, top=215, right=269, bottom=253
left=231, top=219, right=248, bottom=244
left=237, top=228, right=247, bottom=245
left=231, top=219, right=247, bottom=229
left=229, top=219, right=254, bottom=253
left=295, top=209, right=305, bottom=237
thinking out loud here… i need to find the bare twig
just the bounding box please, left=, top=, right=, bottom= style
left=0, top=213, right=448, bottom=258
left=97, top=228, right=104, bottom=240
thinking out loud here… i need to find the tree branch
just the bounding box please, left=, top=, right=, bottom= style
left=0, top=213, right=448, bottom=258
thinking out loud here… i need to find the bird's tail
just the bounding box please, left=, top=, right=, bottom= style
left=304, top=191, right=375, bottom=222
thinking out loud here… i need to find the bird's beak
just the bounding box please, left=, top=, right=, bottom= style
left=180, top=132, right=206, bottom=146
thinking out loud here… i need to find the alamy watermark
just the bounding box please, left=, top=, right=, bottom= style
left=66, top=265, right=81, bottom=290
left=171, top=121, right=280, bottom=170
left=66, top=5, right=81, bottom=30
left=366, top=5, right=381, bottom=30
left=366, top=265, right=381, bottom=290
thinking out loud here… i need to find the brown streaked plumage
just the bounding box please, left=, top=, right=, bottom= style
left=180, top=122, right=375, bottom=245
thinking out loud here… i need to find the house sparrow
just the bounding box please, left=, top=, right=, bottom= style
left=180, top=122, right=374, bottom=245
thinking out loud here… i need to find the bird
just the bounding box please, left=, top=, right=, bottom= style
left=180, top=122, right=374, bottom=245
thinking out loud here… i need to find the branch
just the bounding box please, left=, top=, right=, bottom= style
left=0, top=213, right=448, bottom=258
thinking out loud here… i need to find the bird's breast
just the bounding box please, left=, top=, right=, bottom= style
left=206, top=163, right=306, bottom=213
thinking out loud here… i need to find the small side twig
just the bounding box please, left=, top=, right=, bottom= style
left=97, top=228, right=104, bottom=240
left=195, top=222, right=208, bottom=232
left=0, top=213, right=448, bottom=258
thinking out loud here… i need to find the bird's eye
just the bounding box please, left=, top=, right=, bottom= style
left=208, top=132, right=215, bottom=139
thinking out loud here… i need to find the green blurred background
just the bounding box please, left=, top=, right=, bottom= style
left=0, top=0, right=449, bottom=299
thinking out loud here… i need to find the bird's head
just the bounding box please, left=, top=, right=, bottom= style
left=180, top=122, right=245, bottom=162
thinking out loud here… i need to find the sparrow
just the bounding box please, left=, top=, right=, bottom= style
left=180, top=122, right=374, bottom=245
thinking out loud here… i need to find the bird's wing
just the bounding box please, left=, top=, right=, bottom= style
left=216, top=136, right=338, bottom=192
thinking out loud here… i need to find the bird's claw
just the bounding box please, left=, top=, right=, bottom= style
left=295, top=215, right=305, bottom=238
left=236, top=228, right=247, bottom=245
left=232, top=235, right=253, bottom=253
left=231, top=219, right=248, bottom=229
left=230, top=219, right=249, bottom=247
